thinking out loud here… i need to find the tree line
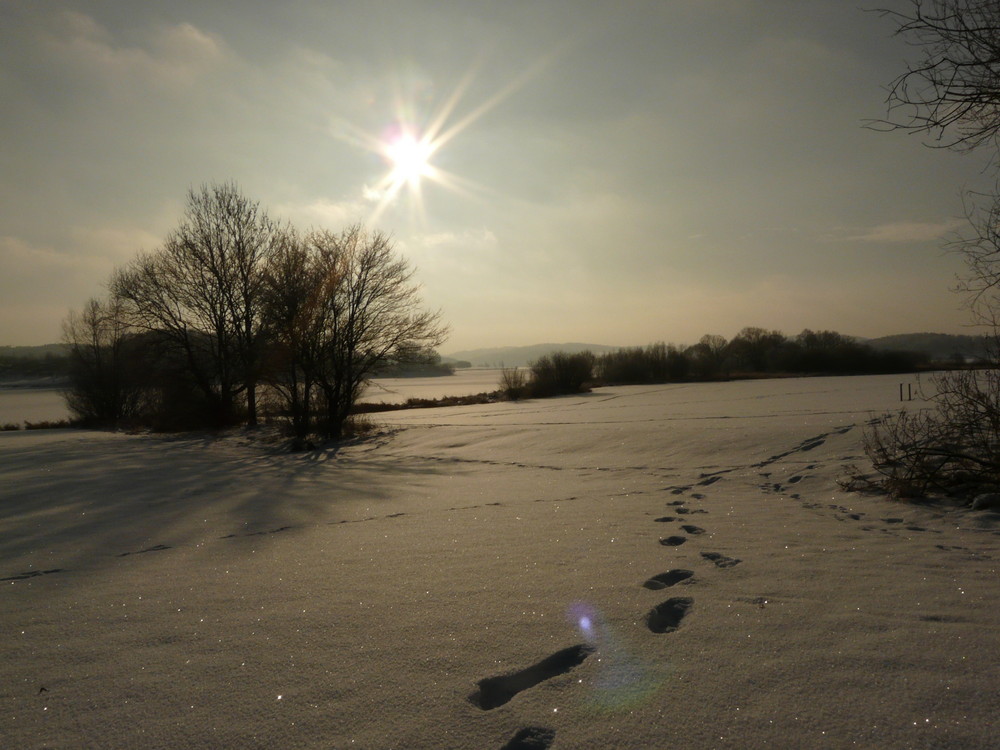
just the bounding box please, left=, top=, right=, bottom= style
left=63, top=183, right=446, bottom=442
left=500, top=329, right=927, bottom=399
left=598, top=328, right=926, bottom=383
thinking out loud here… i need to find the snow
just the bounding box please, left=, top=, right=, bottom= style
left=2, top=374, right=998, bottom=748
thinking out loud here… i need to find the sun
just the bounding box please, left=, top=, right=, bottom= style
left=333, top=56, right=553, bottom=224
left=384, top=131, right=435, bottom=187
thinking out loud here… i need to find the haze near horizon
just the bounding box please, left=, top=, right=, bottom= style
left=0, top=0, right=989, bottom=351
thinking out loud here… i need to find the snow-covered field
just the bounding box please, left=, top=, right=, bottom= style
left=2, top=374, right=998, bottom=749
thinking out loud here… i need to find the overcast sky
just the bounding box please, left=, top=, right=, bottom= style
left=1, top=0, right=993, bottom=352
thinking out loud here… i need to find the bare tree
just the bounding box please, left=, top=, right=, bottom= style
left=953, top=189, right=1000, bottom=334
left=260, top=229, right=324, bottom=441
left=298, top=225, right=447, bottom=439
left=687, top=334, right=729, bottom=378
left=728, top=327, right=786, bottom=372
left=62, top=295, right=150, bottom=426
left=871, top=0, right=1000, bottom=151
left=113, top=183, right=282, bottom=426
left=851, top=1, right=1000, bottom=501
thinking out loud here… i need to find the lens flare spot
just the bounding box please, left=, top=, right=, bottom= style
left=567, top=602, right=599, bottom=643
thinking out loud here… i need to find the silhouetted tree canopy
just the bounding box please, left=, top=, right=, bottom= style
left=112, top=183, right=283, bottom=426
left=65, top=184, right=446, bottom=440
left=872, top=0, right=1000, bottom=151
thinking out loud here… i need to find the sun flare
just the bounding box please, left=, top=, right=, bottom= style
left=334, top=56, right=552, bottom=224
left=384, top=131, right=435, bottom=187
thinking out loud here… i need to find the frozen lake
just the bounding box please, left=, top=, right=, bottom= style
left=0, top=387, right=69, bottom=426
left=0, top=369, right=508, bottom=425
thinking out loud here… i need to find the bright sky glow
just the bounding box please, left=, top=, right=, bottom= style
left=0, top=2, right=992, bottom=350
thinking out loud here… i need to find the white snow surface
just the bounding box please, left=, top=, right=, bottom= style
left=2, top=375, right=998, bottom=749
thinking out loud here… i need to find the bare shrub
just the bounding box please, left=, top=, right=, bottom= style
left=498, top=366, right=528, bottom=400
left=847, top=368, right=1000, bottom=500
left=339, top=413, right=379, bottom=439
left=24, top=419, right=73, bottom=430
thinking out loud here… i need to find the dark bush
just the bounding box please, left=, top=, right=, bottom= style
left=595, top=343, right=689, bottom=384
left=529, top=351, right=595, bottom=397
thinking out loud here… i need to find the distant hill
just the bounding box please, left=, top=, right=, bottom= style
left=866, top=333, right=990, bottom=362
left=0, top=344, right=70, bottom=383
left=0, top=344, right=69, bottom=359
left=444, top=343, right=618, bottom=368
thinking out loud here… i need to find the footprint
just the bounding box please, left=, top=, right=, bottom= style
left=1, top=568, right=65, bottom=582
left=645, top=597, right=693, bottom=633
left=642, top=569, right=694, bottom=590
left=701, top=552, right=741, bottom=568
left=918, top=614, right=968, bottom=623
left=697, top=476, right=721, bottom=487
left=468, top=644, right=595, bottom=710
left=500, top=727, right=556, bottom=750
left=659, top=536, right=687, bottom=546
left=667, top=500, right=687, bottom=506
left=788, top=475, right=803, bottom=484
left=654, top=516, right=677, bottom=523
left=118, top=544, right=171, bottom=557
left=681, top=525, right=706, bottom=535
left=674, top=507, right=691, bottom=515
left=689, top=493, right=706, bottom=500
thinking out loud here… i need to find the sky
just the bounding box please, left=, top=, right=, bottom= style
left=0, top=0, right=995, bottom=352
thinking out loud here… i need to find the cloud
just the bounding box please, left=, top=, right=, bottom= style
left=843, top=218, right=966, bottom=243
left=399, top=228, right=501, bottom=282
left=0, top=235, right=108, bottom=343
left=415, top=228, right=498, bottom=250
left=42, top=11, right=232, bottom=91
left=0, top=228, right=163, bottom=344
left=275, top=197, right=369, bottom=229
left=0, top=235, right=104, bottom=282
left=69, top=225, right=163, bottom=265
